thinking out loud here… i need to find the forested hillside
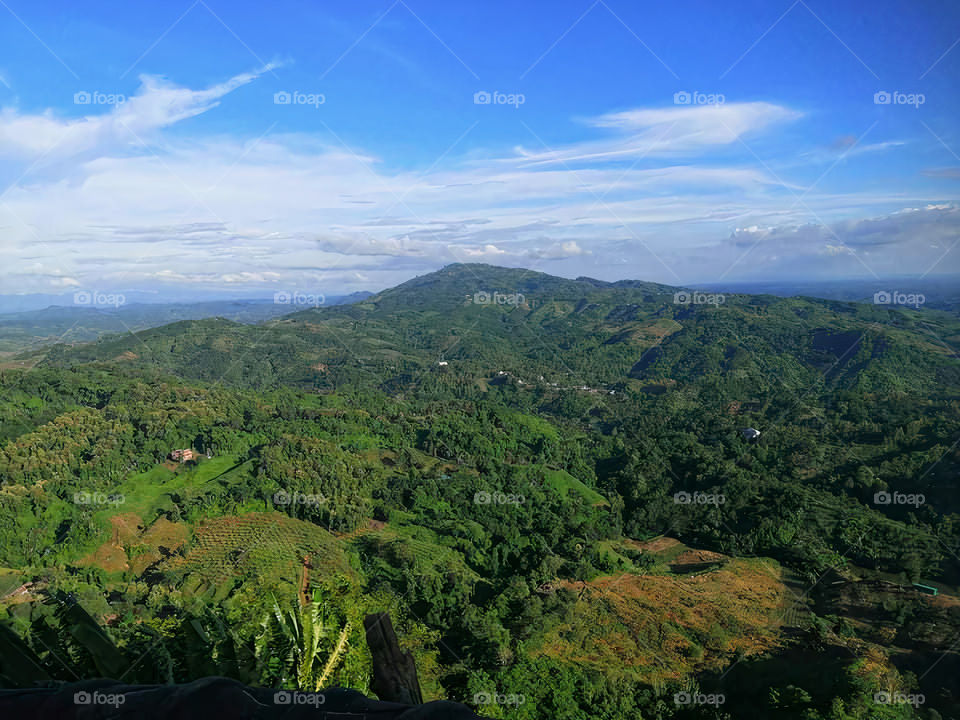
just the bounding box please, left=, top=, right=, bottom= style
left=2, top=264, right=958, bottom=719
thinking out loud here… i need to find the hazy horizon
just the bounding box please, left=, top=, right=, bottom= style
left=1, top=265, right=958, bottom=314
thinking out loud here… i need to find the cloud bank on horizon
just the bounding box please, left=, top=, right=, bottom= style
left=0, top=0, right=958, bottom=297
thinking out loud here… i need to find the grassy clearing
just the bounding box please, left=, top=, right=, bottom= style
left=98, top=454, right=246, bottom=524
left=544, top=469, right=608, bottom=507
left=70, top=454, right=254, bottom=569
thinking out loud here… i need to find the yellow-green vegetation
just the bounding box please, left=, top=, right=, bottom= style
left=165, top=512, right=354, bottom=589
left=532, top=558, right=786, bottom=684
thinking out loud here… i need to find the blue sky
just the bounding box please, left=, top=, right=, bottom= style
left=1, top=0, right=959, bottom=298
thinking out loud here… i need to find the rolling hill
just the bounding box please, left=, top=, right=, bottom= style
left=2, top=264, right=959, bottom=718
left=0, top=292, right=374, bottom=354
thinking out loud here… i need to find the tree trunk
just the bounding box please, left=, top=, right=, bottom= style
left=363, top=613, right=423, bottom=705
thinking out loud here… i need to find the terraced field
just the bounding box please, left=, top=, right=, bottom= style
left=162, top=512, right=354, bottom=589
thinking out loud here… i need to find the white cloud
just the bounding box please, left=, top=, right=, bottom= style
left=0, top=69, right=955, bottom=293
left=311, top=233, right=430, bottom=257
left=456, top=244, right=508, bottom=259
left=527, top=240, right=591, bottom=259
left=799, top=138, right=907, bottom=164
left=513, top=102, right=801, bottom=166
left=50, top=274, right=81, bottom=287
left=715, top=204, right=960, bottom=278
left=0, top=63, right=280, bottom=162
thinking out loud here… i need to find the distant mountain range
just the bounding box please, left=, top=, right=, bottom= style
left=697, top=275, right=960, bottom=313
left=0, top=290, right=376, bottom=314
left=4, top=271, right=955, bottom=356
left=0, top=292, right=373, bottom=353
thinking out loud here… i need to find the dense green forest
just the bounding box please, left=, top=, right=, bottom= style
left=1, top=264, right=958, bottom=719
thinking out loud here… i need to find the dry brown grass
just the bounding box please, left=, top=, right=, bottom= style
left=78, top=514, right=190, bottom=574
left=672, top=549, right=727, bottom=566
left=533, top=558, right=787, bottom=684
left=634, top=536, right=681, bottom=554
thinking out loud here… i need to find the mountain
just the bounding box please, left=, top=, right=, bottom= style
left=0, top=293, right=374, bottom=353
left=2, top=264, right=959, bottom=717
left=28, top=262, right=960, bottom=523
left=34, top=263, right=960, bottom=396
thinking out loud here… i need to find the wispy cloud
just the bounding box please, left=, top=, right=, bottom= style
left=513, top=102, right=802, bottom=166
left=0, top=69, right=954, bottom=294
left=0, top=62, right=281, bottom=162
left=800, top=137, right=907, bottom=164
left=922, top=167, right=960, bottom=180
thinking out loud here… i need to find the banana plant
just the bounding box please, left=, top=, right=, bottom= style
left=257, top=590, right=351, bottom=691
